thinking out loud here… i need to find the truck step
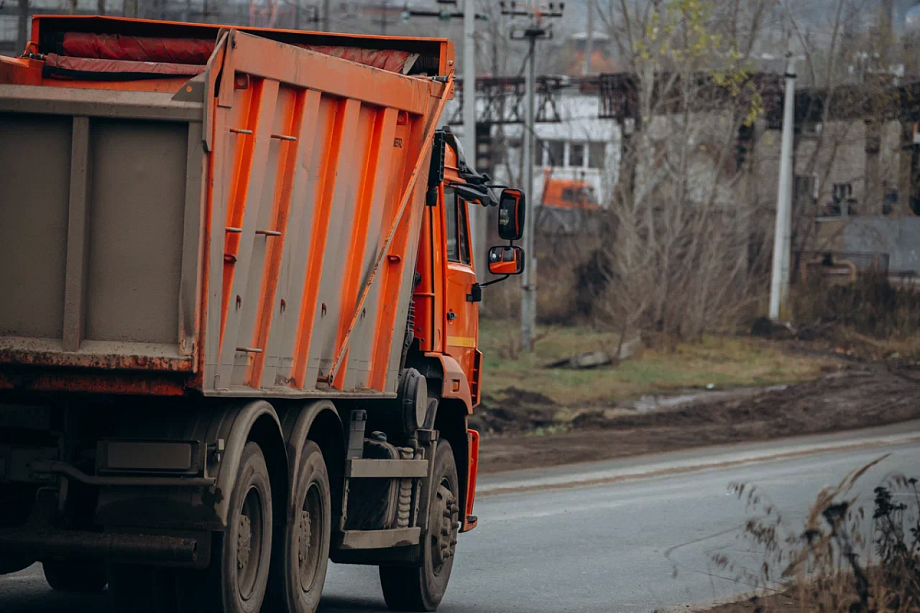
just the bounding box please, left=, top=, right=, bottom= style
left=337, top=527, right=420, bottom=550
left=345, top=459, right=428, bottom=479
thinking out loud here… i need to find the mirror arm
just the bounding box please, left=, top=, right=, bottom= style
left=478, top=275, right=510, bottom=288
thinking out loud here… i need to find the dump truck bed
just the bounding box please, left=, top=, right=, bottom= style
left=0, top=16, right=453, bottom=399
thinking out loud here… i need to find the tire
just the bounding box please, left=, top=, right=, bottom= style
left=173, top=441, right=274, bottom=613
left=379, top=440, right=460, bottom=612
left=268, top=441, right=331, bottom=613
left=43, top=559, right=107, bottom=593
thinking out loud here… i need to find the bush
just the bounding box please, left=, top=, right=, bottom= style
left=717, top=458, right=920, bottom=613
left=793, top=274, right=920, bottom=340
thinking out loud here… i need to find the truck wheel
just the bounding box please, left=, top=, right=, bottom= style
left=211, top=441, right=274, bottom=613
left=43, top=559, right=107, bottom=592
left=268, top=441, right=331, bottom=613
left=173, top=441, right=274, bottom=613
left=379, top=440, right=459, bottom=612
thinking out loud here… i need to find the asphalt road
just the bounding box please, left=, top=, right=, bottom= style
left=3, top=421, right=919, bottom=613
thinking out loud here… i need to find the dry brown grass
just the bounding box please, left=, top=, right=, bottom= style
left=715, top=459, right=920, bottom=613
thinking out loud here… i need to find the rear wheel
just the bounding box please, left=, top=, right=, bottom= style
left=43, top=559, right=107, bottom=593
left=268, top=441, right=331, bottom=613
left=379, top=440, right=459, bottom=612
left=192, top=441, right=274, bottom=613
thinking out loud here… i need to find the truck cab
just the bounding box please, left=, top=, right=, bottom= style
left=413, top=130, right=526, bottom=412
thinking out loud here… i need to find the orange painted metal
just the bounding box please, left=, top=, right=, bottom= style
left=424, top=352, right=473, bottom=414
left=541, top=170, right=601, bottom=211
left=461, top=428, right=480, bottom=532
left=246, top=89, right=313, bottom=389
left=327, top=76, right=454, bottom=386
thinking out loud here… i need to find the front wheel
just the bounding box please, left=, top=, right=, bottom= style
left=379, top=440, right=460, bottom=612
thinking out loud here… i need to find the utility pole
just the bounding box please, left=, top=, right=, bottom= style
left=400, top=1, right=489, bottom=260
left=502, top=0, right=564, bottom=351
left=322, top=0, right=330, bottom=31
left=583, top=0, right=593, bottom=75
left=769, top=52, right=796, bottom=320
left=462, top=0, right=480, bottom=265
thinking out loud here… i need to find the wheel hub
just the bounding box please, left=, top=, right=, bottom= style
left=433, top=484, right=459, bottom=569
left=298, top=510, right=312, bottom=567
left=238, top=514, right=253, bottom=570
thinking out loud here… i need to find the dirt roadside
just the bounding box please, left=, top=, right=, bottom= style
left=477, top=363, right=920, bottom=475
left=693, top=591, right=804, bottom=613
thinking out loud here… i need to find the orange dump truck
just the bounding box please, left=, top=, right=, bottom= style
left=0, top=16, right=526, bottom=612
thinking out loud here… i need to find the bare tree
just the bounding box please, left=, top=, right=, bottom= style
left=588, top=0, right=775, bottom=347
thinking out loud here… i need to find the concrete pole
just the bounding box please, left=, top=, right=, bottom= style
left=17, top=0, right=29, bottom=56
left=769, top=54, right=796, bottom=320
left=583, top=0, right=593, bottom=75
left=463, top=0, right=482, bottom=267
left=520, top=35, right=537, bottom=350
left=322, top=0, right=330, bottom=31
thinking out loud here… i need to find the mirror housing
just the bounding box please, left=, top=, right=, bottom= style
left=488, top=246, right=525, bottom=276
left=498, top=189, right=525, bottom=241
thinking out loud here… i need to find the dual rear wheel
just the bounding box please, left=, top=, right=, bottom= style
left=107, top=440, right=331, bottom=613
left=65, top=437, right=458, bottom=613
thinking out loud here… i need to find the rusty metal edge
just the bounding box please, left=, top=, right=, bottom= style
left=0, top=84, right=202, bottom=122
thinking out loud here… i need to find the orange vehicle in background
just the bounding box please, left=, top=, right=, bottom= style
left=541, top=169, right=601, bottom=211
left=0, top=16, right=525, bottom=613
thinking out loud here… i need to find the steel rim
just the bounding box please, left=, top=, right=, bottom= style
left=429, top=477, right=457, bottom=577
left=298, top=482, right=324, bottom=593
left=237, top=486, right=264, bottom=601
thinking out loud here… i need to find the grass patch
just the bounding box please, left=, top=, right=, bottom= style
left=479, top=320, right=837, bottom=407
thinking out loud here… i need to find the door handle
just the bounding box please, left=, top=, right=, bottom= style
left=447, top=311, right=458, bottom=321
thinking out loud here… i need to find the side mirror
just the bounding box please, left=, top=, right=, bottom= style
left=488, top=246, right=525, bottom=276
left=498, top=189, right=525, bottom=241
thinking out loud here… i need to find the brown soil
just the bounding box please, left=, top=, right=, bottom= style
left=699, top=591, right=805, bottom=613
left=478, top=364, right=920, bottom=475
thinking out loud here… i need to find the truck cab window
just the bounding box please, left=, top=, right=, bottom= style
left=445, top=188, right=472, bottom=266
left=445, top=187, right=459, bottom=262
left=458, top=197, right=471, bottom=266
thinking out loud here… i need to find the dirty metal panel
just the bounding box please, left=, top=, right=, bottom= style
left=367, top=113, right=434, bottom=393
left=243, top=85, right=303, bottom=389
left=228, top=31, right=430, bottom=116
left=341, top=108, right=401, bottom=391
left=62, top=116, right=91, bottom=352
left=338, top=527, right=420, bottom=549
left=306, top=99, right=369, bottom=385
left=0, top=84, right=202, bottom=122
left=192, top=32, right=451, bottom=398
left=100, top=440, right=197, bottom=473
left=382, top=178, right=429, bottom=392
left=231, top=84, right=299, bottom=388
left=84, top=119, right=188, bottom=345
left=178, top=122, right=205, bottom=358
left=0, top=113, right=72, bottom=340
left=214, top=78, right=281, bottom=389
left=262, top=92, right=329, bottom=390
